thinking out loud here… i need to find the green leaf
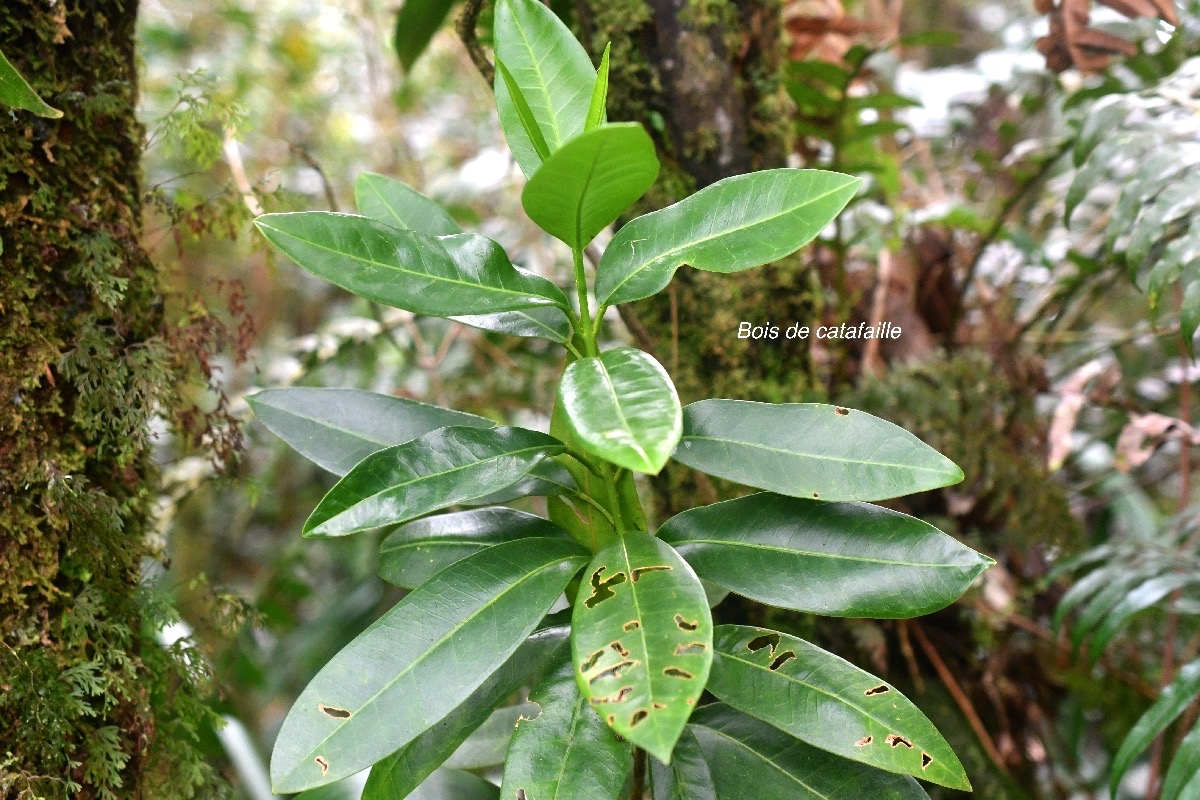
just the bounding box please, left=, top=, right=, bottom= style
left=471, top=458, right=578, bottom=505
left=247, top=387, right=493, bottom=476
left=500, top=655, right=633, bottom=800
left=522, top=123, right=659, bottom=250
left=255, top=212, right=569, bottom=317
left=897, top=30, right=958, bottom=47
left=571, top=534, right=712, bottom=763
left=363, top=626, right=569, bottom=800
left=1183, top=280, right=1200, bottom=357
left=271, top=539, right=588, bottom=792
left=0, top=48, right=62, bottom=118
left=452, top=304, right=574, bottom=344
left=303, top=426, right=564, bottom=537
left=445, top=703, right=536, bottom=769
left=559, top=347, right=681, bottom=474
left=673, top=400, right=964, bottom=502
left=392, top=0, right=458, bottom=72
left=586, top=43, right=611, bottom=131
left=658, top=493, right=990, bottom=618
left=650, top=727, right=717, bottom=800
left=495, top=57, right=552, bottom=163
left=409, top=769, right=500, bottom=800
left=688, top=704, right=931, bottom=799
left=1088, top=573, right=1196, bottom=655
left=1070, top=565, right=1169, bottom=651
left=787, top=60, right=853, bottom=90
left=355, top=172, right=462, bottom=235
left=1111, top=659, right=1200, bottom=797
left=493, top=0, right=595, bottom=175
left=595, top=169, right=860, bottom=305
left=707, top=626, right=970, bottom=790
left=1162, top=721, right=1200, bottom=800
left=379, top=507, right=570, bottom=588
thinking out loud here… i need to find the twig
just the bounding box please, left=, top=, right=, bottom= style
left=896, top=620, right=925, bottom=694
left=290, top=144, right=340, bottom=212
left=910, top=621, right=1010, bottom=774
left=457, top=0, right=495, bottom=84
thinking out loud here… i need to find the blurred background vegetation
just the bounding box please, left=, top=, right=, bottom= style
left=4, top=0, right=1200, bottom=796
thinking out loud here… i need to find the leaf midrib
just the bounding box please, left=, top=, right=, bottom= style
left=603, top=181, right=852, bottom=300
left=691, top=723, right=833, bottom=800
left=680, top=434, right=954, bottom=476
left=669, top=536, right=970, bottom=570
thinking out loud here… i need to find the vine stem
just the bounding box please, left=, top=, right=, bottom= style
left=631, top=747, right=646, bottom=799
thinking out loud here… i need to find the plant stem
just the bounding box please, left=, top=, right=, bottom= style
left=631, top=747, right=646, bottom=799
left=573, top=246, right=597, bottom=356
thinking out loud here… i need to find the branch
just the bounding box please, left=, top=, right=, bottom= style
left=457, top=0, right=495, bottom=85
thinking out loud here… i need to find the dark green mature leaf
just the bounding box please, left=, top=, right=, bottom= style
left=586, top=43, right=611, bottom=131
left=522, top=124, right=659, bottom=250
left=471, top=458, right=577, bottom=505
left=452, top=304, right=574, bottom=344
left=303, top=426, right=564, bottom=537
left=1162, top=721, right=1200, bottom=800
left=560, top=347, right=681, bottom=474
left=659, top=494, right=990, bottom=618
left=1086, top=571, right=1192, bottom=655
left=595, top=169, right=860, bottom=306
left=355, top=172, right=461, bottom=235
left=1111, top=659, right=1200, bottom=797
left=650, top=727, right=717, bottom=800
left=271, top=539, right=588, bottom=792
left=673, top=401, right=964, bottom=502
left=363, top=626, right=569, bottom=800
left=379, top=507, right=569, bottom=588
left=500, top=655, right=632, bottom=800
left=572, top=534, right=713, bottom=762
left=247, top=387, right=493, bottom=476
left=255, top=212, right=569, bottom=316
left=0, top=48, right=62, bottom=118
left=707, top=626, right=969, bottom=790
left=392, top=0, right=458, bottom=72
left=409, top=769, right=500, bottom=800
left=445, top=703, right=536, bottom=769
left=493, top=0, right=595, bottom=175
left=688, top=705, right=930, bottom=799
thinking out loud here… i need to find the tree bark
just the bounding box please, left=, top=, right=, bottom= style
left=0, top=2, right=214, bottom=797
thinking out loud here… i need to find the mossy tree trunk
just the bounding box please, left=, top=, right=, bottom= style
left=0, top=3, right=214, bottom=797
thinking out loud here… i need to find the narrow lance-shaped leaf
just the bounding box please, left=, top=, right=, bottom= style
left=470, top=457, right=577, bottom=506
left=688, top=704, right=931, bottom=800
left=247, top=387, right=494, bottom=476
left=571, top=534, right=713, bottom=763
left=304, top=426, right=564, bottom=537
left=270, top=538, right=589, bottom=792
left=1077, top=569, right=1186, bottom=655
left=363, top=626, right=569, bottom=800
left=496, top=57, right=552, bottom=162
left=659, top=493, right=991, bottom=618
left=586, top=43, right=611, bottom=131
left=355, top=172, right=462, bottom=235
left=522, top=123, right=659, bottom=250
left=707, top=626, right=970, bottom=790
left=493, top=0, right=595, bottom=175
left=255, top=212, right=569, bottom=317
left=0, top=48, right=62, bottom=118
left=595, top=169, right=861, bottom=306
left=650, top=727, right=717, bottom=800
left=1111, top=659, right=1200, bottom=797
left=560, top=347, right=681, bottom=475
left=500, top=655, right=633, bottom=800
left=378, top=507, right=570, bottom=589
left=1161, top=721, right=1200, bottom=800
left=673, top=400, right=964, bottom=502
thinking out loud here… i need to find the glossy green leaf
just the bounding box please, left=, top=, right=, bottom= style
left=1111, top=659, right=1200, bottom=797
left=688, top=704, right=930, bottom=799
left=571, top=533, right=712, bottom=762
left=255, top=212, right=569, bottom=316
left=493, top=0, right=595, bottom=175
left=500, top=655, right=632, bottom=800
left=522, top=124, right=659, bottom=250
left=560, top=347, right=681, bottom=474
left=673, top=400, right=964, bottom=502
left=379, top=507, right=570, bottom=588
left=355, top=172, right=461, bottom=235
left=586, top=44, right=611, bottom=131
left=271, top=539, right=587, bottom=792
left=409, top=769, right=500, bottom=800
left=707, top=626, right=970, bottom=790
left=495, top=58, right=552, bottom=162
left=0, top=48, right=62, bottom=118
left=453, top=303, right=574, bottom=344
left=1162, top=721, right=1200, bottom=800
left=303, top=426, right=564, bottom=537
left=659, top=493, right=990, bottom=618
left=247, top=387, right=493, bottom=476
left=471, top=458, right=578, bottom=505
left=363, top=626, right=569, bottom=800
left=595, top=169, right=860, bottom=305
left=445, top=703, right=536, bottom=769
left=650, top=727, right=717, bottom=800
left=392, top=0, right=458, bottom=72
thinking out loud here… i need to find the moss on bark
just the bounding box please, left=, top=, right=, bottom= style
left=0, top=3, right=217, bottom=797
